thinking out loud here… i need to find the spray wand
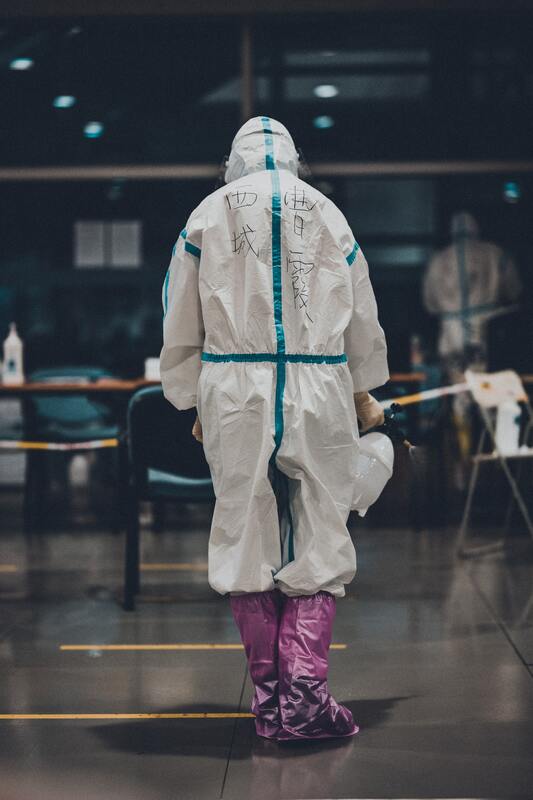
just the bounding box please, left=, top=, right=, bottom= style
left=371, top=402, right=428, bottom=477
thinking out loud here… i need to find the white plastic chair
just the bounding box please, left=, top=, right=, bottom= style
left=455, top=369, right=533, bottom=557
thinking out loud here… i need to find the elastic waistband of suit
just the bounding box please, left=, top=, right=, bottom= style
left=201, top=352, right=347, bottom=365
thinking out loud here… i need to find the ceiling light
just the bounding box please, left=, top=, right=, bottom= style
left=503, top=181, right=521, bottom=203
left=53, top=95, right=76, bottom=109
left=84, top=121, right=104, bottom=138
left=10, top=58, right=33, bottom=71
left=313, top=115, right=335, bottom=129
left=313, top=84, right=339, bottom=98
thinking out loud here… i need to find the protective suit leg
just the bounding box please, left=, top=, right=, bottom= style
left=230, top=590, right=284, bottom=739
left=277, top=591, right=358, bottom=740
left=272, top=362, right=358, bottom=598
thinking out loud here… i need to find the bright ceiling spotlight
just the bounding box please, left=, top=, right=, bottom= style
left=10, top=57, right=34, bottom=71
left=313, top=115, right=335, bottom=129
left=53, top=95, right=76, bottom=109
left=84, top=121, right=104, bottom=138
left=313, top=84, right=339, bottom=98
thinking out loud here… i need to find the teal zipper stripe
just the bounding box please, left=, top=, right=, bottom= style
left=163, top=269, right=170, bottom=317
left=271, top=168, right=286, bottom=453
left=271, top=170, right=285, bottom=357
left=274, top=359, right=286, bottom=452
left=260, top=116, right=292, bottom=562
left=201, top=352, right=347, bottom=364
left=456, top=238, right=471, bottom=345
left=346, top=242, right=360, bottom=266
left=261, top=116, right=276, bottom=171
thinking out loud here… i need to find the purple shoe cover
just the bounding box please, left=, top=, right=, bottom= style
left=277, top=592, right=359, bottom=741
left=230, top=591, right=283, bottom=739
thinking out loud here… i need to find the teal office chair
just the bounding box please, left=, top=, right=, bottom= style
left=123, top=386, right=214, bottom=610
left=24, top=366, right=120, bottom=530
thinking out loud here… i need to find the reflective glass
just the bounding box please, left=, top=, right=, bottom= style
left=0, top=19, right=241, bottom=166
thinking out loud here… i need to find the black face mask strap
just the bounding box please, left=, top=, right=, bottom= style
left=215, top=155, right=229, bottom=189
left=297, top=147, right=313, bottom=182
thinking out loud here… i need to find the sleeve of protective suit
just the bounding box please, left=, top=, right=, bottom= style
left=160, top=214, right=205, bottom=411
left=498, top=250, right=522, bottom=303
left=346, top=247, right=389, bottom=392
left=322, top=200, right=389, bottom=392
left=422, top=254, right=441, bottom=314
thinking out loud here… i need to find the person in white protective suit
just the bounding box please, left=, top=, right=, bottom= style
left=423, top=211, right=522, bottom=366
left=423, top=211, right=522, bottom=482
left=160, top=117, right=389, bottom=741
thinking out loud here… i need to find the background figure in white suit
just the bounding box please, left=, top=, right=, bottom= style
left=161, top=117, right=388, bottom=741
left=423, top=211, right=522, bottom=366
left=423, top=211, right=522, bottom=485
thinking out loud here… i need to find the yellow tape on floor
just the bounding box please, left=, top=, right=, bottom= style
left=0, top=438, right=118, bottom=451
left=0, top=713, right=254, bottom=720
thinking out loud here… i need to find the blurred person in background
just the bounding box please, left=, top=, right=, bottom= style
left=160, top=116, right=388, bottom=741
left=423, top=211, right=522, bottom=484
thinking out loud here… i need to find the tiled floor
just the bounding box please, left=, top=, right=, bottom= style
left=1, top=493, right=532, bottom=799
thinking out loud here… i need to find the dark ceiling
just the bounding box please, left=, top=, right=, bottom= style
left=1, top=12, right=532, bottom=168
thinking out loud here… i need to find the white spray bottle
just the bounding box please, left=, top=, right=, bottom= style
left=495, top=399, right=521, bottom=455
left=2, top=323, right=24, bottom=385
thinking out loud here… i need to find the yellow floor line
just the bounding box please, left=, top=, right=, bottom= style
left=140, top=563, right=208, bottom=571
left=0, top=565, right=18, bottom=573
left=60, top=643, right=347, bottom=651
left=0, top=713, right=254, bottom=720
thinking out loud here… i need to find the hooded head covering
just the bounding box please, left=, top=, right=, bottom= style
left=451, top=211, right=480, bottom=240
left=225, top=116, right=299, bottom=184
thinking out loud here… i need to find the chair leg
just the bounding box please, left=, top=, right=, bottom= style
left=500, top=457, right=529, bottom=540
left=152, top=500, right=166, bottom=533
left=497, top=455, right=533, bottom=545
left=113, top=439, right=129, bottom=535
left=24, top=450, right=47, bottom=533
left=124, top=488, right=140, bottom=611
left=24, top=451, right=36, bottom=533
left=455, top=457, right=482, bottom=558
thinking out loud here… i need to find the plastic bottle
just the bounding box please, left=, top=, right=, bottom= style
left=495, top=400, right=521, bottom=455
left=2, top=323, right=24, bottom=385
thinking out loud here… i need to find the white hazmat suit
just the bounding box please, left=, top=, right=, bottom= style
left=161, top=117, right=388, bottom=598
left=423, top=211, right=522, bottom=361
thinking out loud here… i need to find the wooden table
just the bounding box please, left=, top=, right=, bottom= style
left=0, top=378, right=160, bottom=396
left=1, top=372, right=531, bottom=401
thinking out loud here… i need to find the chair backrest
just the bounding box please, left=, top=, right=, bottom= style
left=465, top=369, right=528, bottom=409
left=128, top=387, right=211, bottom=487
left=28, top=366, right=115, bottom=427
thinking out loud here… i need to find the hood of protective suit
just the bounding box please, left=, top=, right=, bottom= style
left=451, top=211, right=480, bottom=240
left=225, top=116, right=299, bottom=184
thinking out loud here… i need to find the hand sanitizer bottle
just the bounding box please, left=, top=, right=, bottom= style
left=2, top=323, right=24, bottom=385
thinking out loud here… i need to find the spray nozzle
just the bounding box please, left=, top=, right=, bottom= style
left=370, top=401, right=428, bottom=477
left=372, top=402, right=410, bottom=446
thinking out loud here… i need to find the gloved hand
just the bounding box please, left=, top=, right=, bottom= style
left=354, top=392, right=384, bottom=433
left=192, top=415, right=203, bottom=443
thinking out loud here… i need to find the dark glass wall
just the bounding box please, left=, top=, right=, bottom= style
left=0, top=11, right=532, bottom=376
